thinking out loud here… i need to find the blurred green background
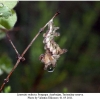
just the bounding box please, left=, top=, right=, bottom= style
left=0, top=1, right=100, bottom=93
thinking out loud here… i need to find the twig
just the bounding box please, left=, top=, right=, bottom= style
left=6, top=32, right=20, bottom=56
left=0, top=11, right=60, bottom=92
left=0, top=28, right=20, bottom=57
left=17, top=11, right=60, bottom=58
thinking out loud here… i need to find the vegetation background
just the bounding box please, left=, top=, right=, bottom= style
left=0, top=1, right=100, bottom=93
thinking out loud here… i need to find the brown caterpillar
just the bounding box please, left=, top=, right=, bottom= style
left=39, top=19, right=67, bottom=72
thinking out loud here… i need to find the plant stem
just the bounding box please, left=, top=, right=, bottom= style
left=0, top=28, right=20, bottom=56
left=0, top=11, right=60, bottom=92
left=6, top=32, right=20, bottom=56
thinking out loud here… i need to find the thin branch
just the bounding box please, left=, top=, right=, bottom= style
left=0, top=28, right=20, bottom=57
left=21, top=11, right=60, bottom=57
left=0, top=59, right=21, bottom=92
left=0, top=11, right=60, bottom=92
left=6, top=32, right=20, bottom=56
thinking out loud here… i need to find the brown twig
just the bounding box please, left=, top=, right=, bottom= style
left=0, top=27, right=20, bottom=57
left=6, top=32, right=20, bottom=56
left=0, top=11, right=60, bottom=92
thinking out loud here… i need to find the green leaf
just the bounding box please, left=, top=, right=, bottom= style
left=0, top=1, right=18, bottom=9
left=0, top=68, right=3, bottom=75
left=0, top=54, right=13, bottom=75
left=0, top=3, right=12, bottom=18
left=0, top=9, right=17, bottom=29
left=0, top=24, right=6, bottom=39
left=4, top=86, right=11, bottom=93
left=0, top=32, right=6, bottom=40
